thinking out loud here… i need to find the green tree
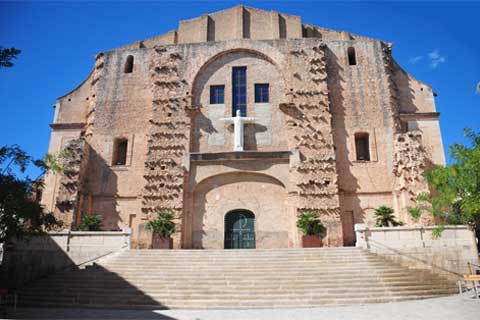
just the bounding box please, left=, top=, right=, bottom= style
left=0, top=47, right=21, bottom=68
left=374, top=205, right=403, bottom=227
left=409, top=128, right=480, bottom=226
left=0, top=145, right=61, bottom=242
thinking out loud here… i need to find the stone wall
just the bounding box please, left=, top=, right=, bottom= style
left=281, top=42, right=342, bottom=246
left=141, top=45, right=193, bottom=248
left=0, top=231, right=130, bottom=289
left=53, top=138, right=90, bottom=228
left=41, top=6, right=447, bottom=249
left=191, top=170, right=290, bottom=249
left=355, top=224, right=479, bottom=279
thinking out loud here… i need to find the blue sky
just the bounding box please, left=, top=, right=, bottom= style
left=1, top=1, right=479, bottom=178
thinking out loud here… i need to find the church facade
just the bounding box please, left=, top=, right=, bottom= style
left=41, top=6, right=445, bottom=249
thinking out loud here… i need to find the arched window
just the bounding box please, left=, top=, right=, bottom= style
left=355, top=132, right=370, bottom=161
left=348, top=47, right=357, bottom=66
left=124, top=55, right=134, bottom=73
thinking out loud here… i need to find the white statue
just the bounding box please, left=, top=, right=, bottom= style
left=221, top=109, right=256, bottom=151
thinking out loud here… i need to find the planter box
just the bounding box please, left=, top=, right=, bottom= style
left=302, top=235, right=323, bottom=248
left=151, top=235, right=173, bottom=249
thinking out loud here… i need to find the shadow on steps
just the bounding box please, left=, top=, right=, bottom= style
left=16, top=263, right=166, bottom=310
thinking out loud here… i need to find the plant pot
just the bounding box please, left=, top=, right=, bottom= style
left=151, top=234, right=173, bottom=249
left=302, top=235, right=323, bottom=248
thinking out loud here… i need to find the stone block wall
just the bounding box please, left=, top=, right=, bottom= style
left=141, top=45, right=194, bottom=248
left=40, top=6, right=447, bottom=249
left=0, top=231, right=130, bottom=289
left=281, top=42, right=342, bottom=246
left=355, top=225, right=479, bottom=279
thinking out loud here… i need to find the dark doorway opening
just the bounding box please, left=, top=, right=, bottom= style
left=224, top=210, right=256, bottom=249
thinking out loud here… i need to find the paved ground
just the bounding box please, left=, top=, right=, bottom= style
left=7, top=295, right=480, bottom=320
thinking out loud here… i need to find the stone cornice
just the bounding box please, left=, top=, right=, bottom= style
left=399, top=112, right=440, bottom=121
left=190, top=151, right=291, bottom=162
left=50, top=123, right=86, bottom=130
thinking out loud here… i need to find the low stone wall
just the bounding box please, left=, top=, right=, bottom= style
left=0, top=231, right=131, bottom=289
left=355, top=224, right=479, bottom=279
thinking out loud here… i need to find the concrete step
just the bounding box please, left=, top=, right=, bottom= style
left=65, top=269, right=440, bottom=277
left=20, top=290, right=458, bottom=304
left=78, top=273, right=439, bottom=282
left=24, top=277, right=452, bottom=289
left=25, top=272, right=449, bottom=285
left=19, top=247, right=457, bottom=309
left=96, top=259, right=402, bottom=265
left=100, top=260, right=385, bottom=266
left=18, top=293, right=455, bottom=309
left=19, top=284, right=457, bottom=298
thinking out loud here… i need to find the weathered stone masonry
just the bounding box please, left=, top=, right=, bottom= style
left=281, top=43, right=342, bottom=246
left=41, top=6, right=446, bottom=248
left=142, top=46, right=193, bottom=246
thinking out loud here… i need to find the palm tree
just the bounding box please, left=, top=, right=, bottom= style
left=374, top=206, right=403, bottom=227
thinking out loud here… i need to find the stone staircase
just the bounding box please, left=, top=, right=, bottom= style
left=18, top=248, right=457, bottom=309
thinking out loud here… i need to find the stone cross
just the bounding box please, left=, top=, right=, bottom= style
left=221, top=110, right=256, bottom=152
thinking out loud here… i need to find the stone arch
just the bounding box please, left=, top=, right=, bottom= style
left=191, top=48, right=285, bottom=104
left=190, top=172, right=291, bottom=249
left=189, top=48, right=288, bottom=153
left=196, top=171, right=286, bottom=189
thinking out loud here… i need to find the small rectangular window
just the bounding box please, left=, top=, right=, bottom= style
left=355, top=133, right=370, bottom=161
left=254, top=84, right=269, bottom=103
left=348, top=47, right=357, bottom=66
left=210, top=85, right=225, bottom=104
left=113, top=139, right=128, bottom=165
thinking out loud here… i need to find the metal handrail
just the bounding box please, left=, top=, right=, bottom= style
left=467, top=262, right=480, bottom=275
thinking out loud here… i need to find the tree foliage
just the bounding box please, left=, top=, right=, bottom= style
left=409, top=128, right=480, bottom=225
left=43, top=148, right=76, bottom=175
left=0, top=145, right=61, bottom=242
left=76, top=215, right=102, bottom=231
left=374, top=205, right=403, bottom=227
left=0, top=47, right=21, bottom=68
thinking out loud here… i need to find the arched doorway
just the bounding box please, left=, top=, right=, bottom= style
left=224, top=210, right=255, bottom=249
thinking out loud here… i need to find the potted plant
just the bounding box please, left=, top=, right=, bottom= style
left=296, top=211, right=326, bottom=247
left=146, top=210, right=175, bottom=249
left=76, top=214, right=102, bottom=231
left=374, top=205, right=403, bottom=227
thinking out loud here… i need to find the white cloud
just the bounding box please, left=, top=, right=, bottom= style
left=428, top=49, right=446, bottom=69
left=409, top=56, right=423, bottom=64
left=428, top=50, right=441, bottom=60
left=476, top=81, right=480, bottom=95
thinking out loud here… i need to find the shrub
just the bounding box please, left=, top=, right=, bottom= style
left=146, top=210, right=176, bottom=238
left=296, top=211, right=326, bottom=236
left=374, top=206, right=403, bottom=227
left=76, top=214, right=102, bottom=231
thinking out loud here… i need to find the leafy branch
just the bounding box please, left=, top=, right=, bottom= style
left=0, top=47, right=21, bottom=68
left=408, top=128, right=480, bottom=236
